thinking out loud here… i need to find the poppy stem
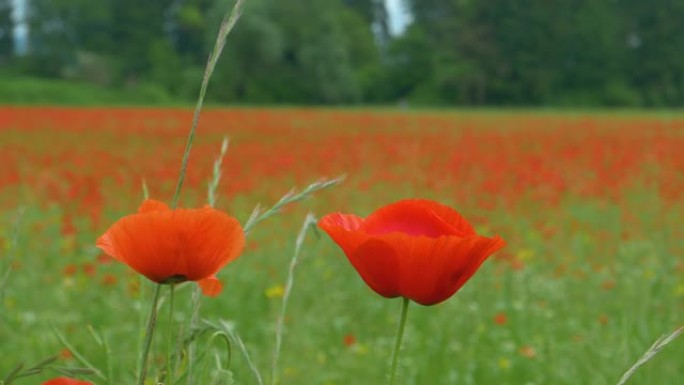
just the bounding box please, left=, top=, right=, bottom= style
left=166, top=283, right=176, bottom=385
left=137, top=284, right=162, bottom=385
left=388, top=297, right=410, bottom=385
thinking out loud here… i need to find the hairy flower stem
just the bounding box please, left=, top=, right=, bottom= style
left=166, top=283, right=176, bottom=385
left=137, top=284, right=162, bottom=385
left=388, top=297, right=410, bottom=385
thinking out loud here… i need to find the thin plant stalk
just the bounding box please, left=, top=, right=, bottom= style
left=388, top=298, right=410, bottom=385
left=163, top=0, right=341, bottom=371
left=616, top=325, right=684, bottom=385
left=127, top=0, right=246, bottom=383
left=0, top=207, right=25, bottom=302
left=231, top=328, right=265, bottom=385
left=1, top=355, right=95, bottom=385
left=208, top=137, right=229, bottom=207
left=137, top=284, right=163, bottom=385
left=166, top=283, right=177, bottom=385
left=52, top=327, right=105, bottom=381
left=270, top=213, right=317, bottom=385
left=243, top=176, right=345, bottom=234
left=186, top=137, right=230, bottom=384
left=186, top=285, right=204, bottom=385
left=171, top=0, right=246, bottom=209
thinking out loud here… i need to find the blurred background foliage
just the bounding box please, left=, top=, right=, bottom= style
left=1, top=0, right=684, bottom=106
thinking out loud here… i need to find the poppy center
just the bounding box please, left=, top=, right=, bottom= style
left=361, top=201, right=465, bottom=238
left=161, top=274, right=188, bottom=284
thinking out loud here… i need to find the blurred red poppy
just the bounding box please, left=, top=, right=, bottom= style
left=43, top=378, right=93, bottom=385
left=96, top=199, right=245, bottom=296
left=494, top=312, right=508, bottom=326
left=343, top=333, right=357, bottom=347
left=319, top=199, right=505, bottom=305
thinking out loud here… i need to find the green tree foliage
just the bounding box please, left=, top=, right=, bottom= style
left=343, top=0, right=389, bottom=44
left=11, top=0, right=684, bottom=106
left=22, top=0, right=379, bottom=104
left=25, top=0, right=122, bottom=81
left=26, top=0, right=178, bottom=86
left=0, top=0, right=12, bottom=63
left=402, top=0, right=597, bottom=105
left=210, top=0, right=379, bottom=104
left=24, top=0, right=76, bottom=76
left=173, top=0, right=215, bottom=64
left=111, top=0, right=170, bottom=80
left=620, top=0, right=684, bottom=106
left=402, top=0, right=684, bottom=107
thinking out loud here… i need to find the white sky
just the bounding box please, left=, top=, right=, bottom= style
left=385, top=0, right=413, bottom=36
left=11, top=0, right=27, bottom=53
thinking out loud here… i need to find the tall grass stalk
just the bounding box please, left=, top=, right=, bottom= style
left=208, top=137, right=230, bottom=207
left=0, top=207, right=24, bottom=301
left=171, top=0, right=246, bottom=209
left=187, top=137, right=231, bottom=384
left=184, top=142, right=340, bottom=383
left=138, top=0, right=246, bottom=383
left=86, top=326, right=113, bottom=385
left=52, top=326, right=106, bottom=381
left=616, top=325, right=684, bottom=385
left=230, top=328, right=265, bottom=385
left=243, top=176, right=345, bottom=235
left=270, top=213, right=318, bottom=385
left=142, top=178, right=150, bottom=200
left=0, top=355, right=95, bottom=384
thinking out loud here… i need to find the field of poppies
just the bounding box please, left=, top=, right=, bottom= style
left=0, top=106, right=683, bottom=385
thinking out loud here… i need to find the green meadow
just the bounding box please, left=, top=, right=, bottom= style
left=0, top=107, right=682, bottom=384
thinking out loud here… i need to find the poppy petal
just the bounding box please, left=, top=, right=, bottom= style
left=198, top=276, right=223, bottom=297
left=361, top=199, right=467, bottom=237
left=138, top=199, right=170, bottom=213
left=375, top=233, right=505, bottom=305
left=95, top=231, right=125, bottom=264
left=180, top=207, right=245, bottom=280
left=442, top=235, right=506, bottom=298
left=409, top=199, right=477, bottom=236
left=318, top=199, right=505, bottom=306
left=318, top=213, right=368, bottom=257
left=96, top=211, right=178, bottom=282
left=96, top=204, right=245, bottom=287
left=319, top=213, right=363, bottom=231
left=347, top=238, right=402, bottom=298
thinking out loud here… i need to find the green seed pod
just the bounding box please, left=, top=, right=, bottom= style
left=210, top=368, right=235, bottom=385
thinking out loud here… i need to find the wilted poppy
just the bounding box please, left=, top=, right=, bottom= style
left=43, top=378, right=93, bottom=385
left=96, top=199, right=245, bottom=296
left=318, top=199, right=505, bottom=305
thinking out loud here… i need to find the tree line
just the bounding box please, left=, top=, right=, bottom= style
left=1, top=0, right=683, bottom=107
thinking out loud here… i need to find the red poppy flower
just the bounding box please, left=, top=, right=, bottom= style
left=43, top=377, right=93, bottom=385
left=96, top=199, right=245, bottom=296
left=318, top=199, right=505, bottom=306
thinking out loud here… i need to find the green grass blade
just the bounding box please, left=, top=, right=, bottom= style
left=51, top=325, right=106, bottom=381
